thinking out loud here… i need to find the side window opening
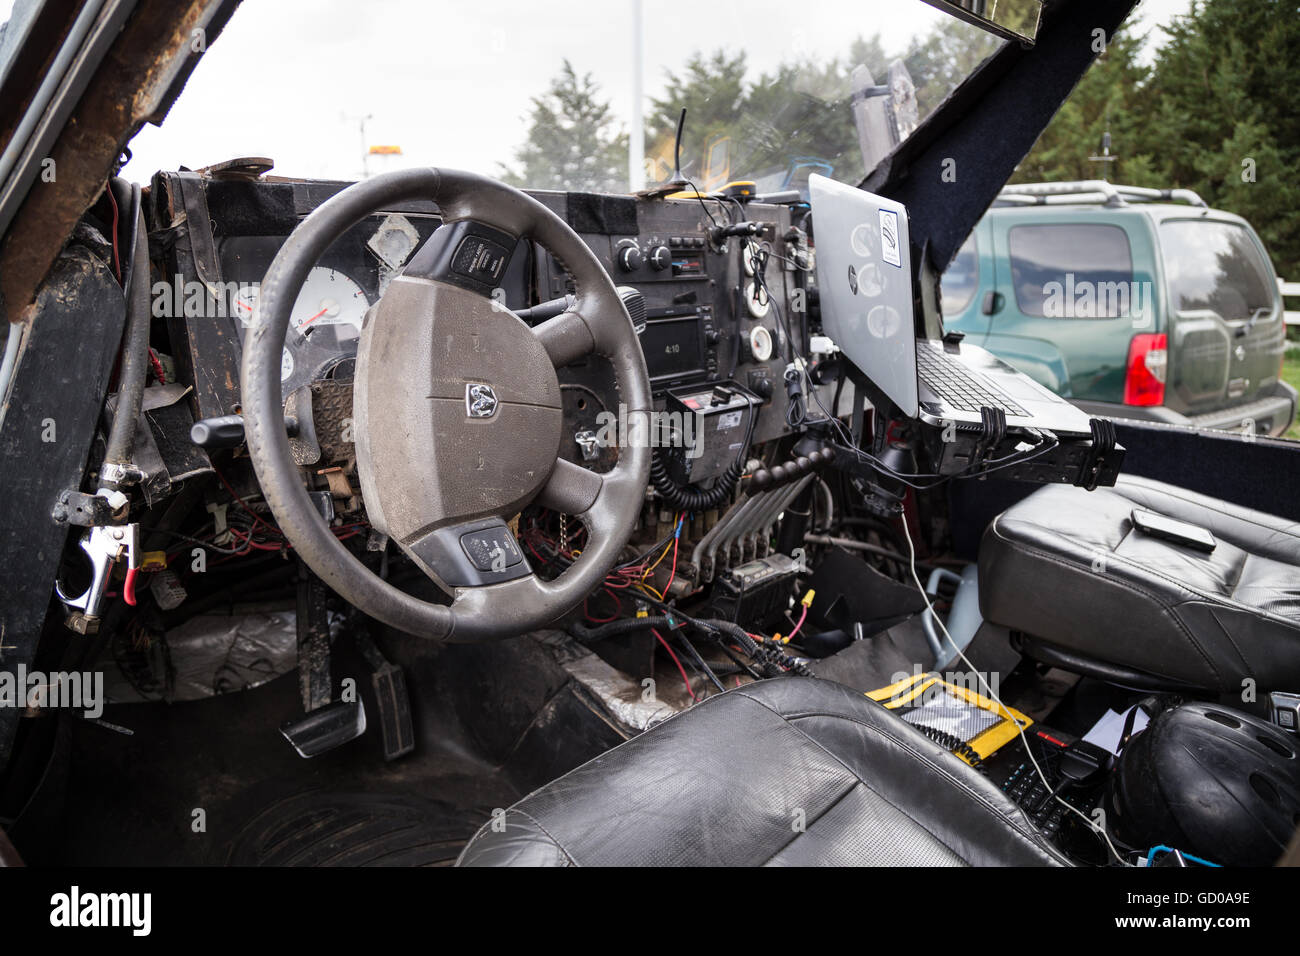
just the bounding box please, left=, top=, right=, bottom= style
left=1007, top=223, right=1134, bottom=318
left=940, top=233, right=979, bottom=316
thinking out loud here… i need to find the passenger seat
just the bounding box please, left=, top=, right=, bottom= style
left=979, top=476, right=1300, bottom=695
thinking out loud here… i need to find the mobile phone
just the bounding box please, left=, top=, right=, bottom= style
left=1130, top=508, right=1216, bottom=553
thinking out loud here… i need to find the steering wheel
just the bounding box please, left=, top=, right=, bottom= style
left=241, top=169, right=651, bottom=640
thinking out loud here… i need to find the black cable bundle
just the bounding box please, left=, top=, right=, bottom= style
left=650, top=449, right=745, bottom=512
left=648, top=394, right=757, bottom=512
left=705, top=619, right=814, bottom=678
left=914, top=723, right=986, bottom=773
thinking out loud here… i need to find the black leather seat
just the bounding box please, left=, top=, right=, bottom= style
left=457, top=678, right=1065, bottom=866
left=980, top=476, right=1300, bottom=695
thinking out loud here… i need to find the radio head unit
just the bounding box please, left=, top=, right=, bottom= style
left=639, top=307, right=719, bottom=393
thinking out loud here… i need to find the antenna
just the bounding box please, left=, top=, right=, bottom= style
left=672, top=107, right=687, bottom=183
left=634, top=105, right=689, bottom=198
left=1087, top=128, right=1117, bottom=182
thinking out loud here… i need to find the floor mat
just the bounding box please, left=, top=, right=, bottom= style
left=45, top=670, right=519, bottom=866
left=224, top=790, right=484, bottom=866
left=808, top=617, right=934, bottom=691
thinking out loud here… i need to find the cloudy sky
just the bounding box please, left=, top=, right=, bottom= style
left=2, top=0, right=1195, bottom=182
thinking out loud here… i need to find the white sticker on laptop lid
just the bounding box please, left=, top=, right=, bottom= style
left=878, top=208, right=902, bottom=268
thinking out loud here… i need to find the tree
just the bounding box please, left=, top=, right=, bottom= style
left=644, top=37, right=891, bottom=187
left=1011, top=1, right=1300, bottom=282
left=901, top=17, right=1002, bottom=117
left=645, top=51, right=749, bottom=182
left=499, top=60, right=628, bottom=193
left=1010, top=25, right=1153, bottom=184
left=742, top=50, right=871, bottom=184
left=1135, top=0, right=1300, bottom=281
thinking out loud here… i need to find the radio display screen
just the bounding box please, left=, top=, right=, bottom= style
left=641, top=316, right=704, bottom=380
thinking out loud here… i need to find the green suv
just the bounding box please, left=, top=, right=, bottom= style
left=941, top=181, right=1296, bottom=437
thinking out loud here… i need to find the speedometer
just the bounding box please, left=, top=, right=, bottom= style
left=235, top=266, right=371, bottom=393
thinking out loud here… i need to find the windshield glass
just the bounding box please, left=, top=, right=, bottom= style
left=0, top=0, right=41, bottom=85
left=119, top=0, right=999, bottom=191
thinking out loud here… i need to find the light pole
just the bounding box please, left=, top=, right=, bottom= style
left=359, top=113, right=374, bottom=180
left=628, top=0, right=645, bottom=192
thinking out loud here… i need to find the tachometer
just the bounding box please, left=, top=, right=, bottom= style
left=289, top=267, right=369, bottom=336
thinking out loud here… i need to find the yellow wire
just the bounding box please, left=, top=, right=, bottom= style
left=641, top=513, right=683, bottom=586
left=642, top=539, right=674, bottom=581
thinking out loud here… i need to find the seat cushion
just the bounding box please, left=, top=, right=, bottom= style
left=456, top=678, right=1065, bottom=866
left=979, top=475, right=1300, bottom=694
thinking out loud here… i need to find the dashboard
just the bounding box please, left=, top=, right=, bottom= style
left=152, top=167, right=818, bottom=475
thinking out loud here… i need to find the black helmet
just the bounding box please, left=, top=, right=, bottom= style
left=1108, top=702, right=1300, bottom=866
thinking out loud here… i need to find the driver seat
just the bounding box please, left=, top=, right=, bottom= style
left=456, top=678, right=1066, bottom=866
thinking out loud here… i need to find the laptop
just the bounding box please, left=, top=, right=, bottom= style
left=808, top=174, right=1093, bottom=436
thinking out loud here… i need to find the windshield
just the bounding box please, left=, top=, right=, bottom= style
left=0, top=0, right=40, bottom=84
left=117, top=0, right=999, bottom=192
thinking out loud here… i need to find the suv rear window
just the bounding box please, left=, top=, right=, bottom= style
left=941, top=233, right=978, bottom=315
left=1159, top=220, right=1275, bottom=322
left=1007, top=223, right=1133, bottom=317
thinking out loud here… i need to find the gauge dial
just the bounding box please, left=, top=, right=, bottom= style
left=290, top=267, right=369, bottom=336
left=743, top=280, right=771, bottom=319
left=233, top=266, right=371, bottom=389
left=234, top=266, right=369, bottom=335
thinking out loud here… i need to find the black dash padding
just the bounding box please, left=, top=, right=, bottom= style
left=565, top=192, right=638, bottom=236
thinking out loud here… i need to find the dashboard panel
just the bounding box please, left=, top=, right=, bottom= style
left=152, top=169, right=813, bottom=475
left=526, top=189, right=808, bottom=449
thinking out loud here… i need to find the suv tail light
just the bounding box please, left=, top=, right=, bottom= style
left=1123, top=333, right=1167, bottom=406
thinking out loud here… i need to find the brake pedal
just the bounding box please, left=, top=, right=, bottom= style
left=280, top=699, right=367, bottom=758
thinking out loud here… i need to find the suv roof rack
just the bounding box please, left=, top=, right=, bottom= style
left=995, top=180, right=1207, bottom=208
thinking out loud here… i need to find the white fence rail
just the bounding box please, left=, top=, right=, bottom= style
left=1282, top=279, right=1300, bottom=327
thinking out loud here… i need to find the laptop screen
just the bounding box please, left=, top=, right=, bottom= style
left=809, top=174, right=919, bottom=418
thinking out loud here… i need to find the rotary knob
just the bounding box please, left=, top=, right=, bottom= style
left=617, top=245, right=643, bottom=272
left=648, top=245, right=671, bottom=272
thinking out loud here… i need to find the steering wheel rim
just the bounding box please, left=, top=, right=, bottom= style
left=241, top=168, right=651, bottom=640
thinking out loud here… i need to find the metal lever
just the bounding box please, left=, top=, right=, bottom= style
left=54, top=522, right=139, bottom=633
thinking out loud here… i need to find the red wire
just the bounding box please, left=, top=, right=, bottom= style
left=148, top=348, right=166, bottom=384
left=583, top=587, right=622, bottom=623
left=786, top=604, right=809, bottom=642
left=523, top=536, right=547, bottom=563
left=583, top=600, right=618, bottom=624
left=229, top=527, right=284, bottom=552
left=652, top=628, right=697, bottom=703
left=662, top=533, right=680, bottom=598
left=123, top=567, right=138, bottom=606
left=211, top=466, right=274, bottom=532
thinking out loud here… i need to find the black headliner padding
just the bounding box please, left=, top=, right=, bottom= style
left=864, top=0, right=1140, bottom=274
left=565, top=192, right=638, bottom=235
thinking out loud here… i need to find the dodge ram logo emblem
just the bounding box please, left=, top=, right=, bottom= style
left=465, top=383, right=499, bottom=418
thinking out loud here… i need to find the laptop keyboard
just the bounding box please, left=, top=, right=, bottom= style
left=916, top=345, right=1029, bottom=417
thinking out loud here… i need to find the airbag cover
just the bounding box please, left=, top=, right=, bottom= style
left=353, top=274, right=562, bottom=545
